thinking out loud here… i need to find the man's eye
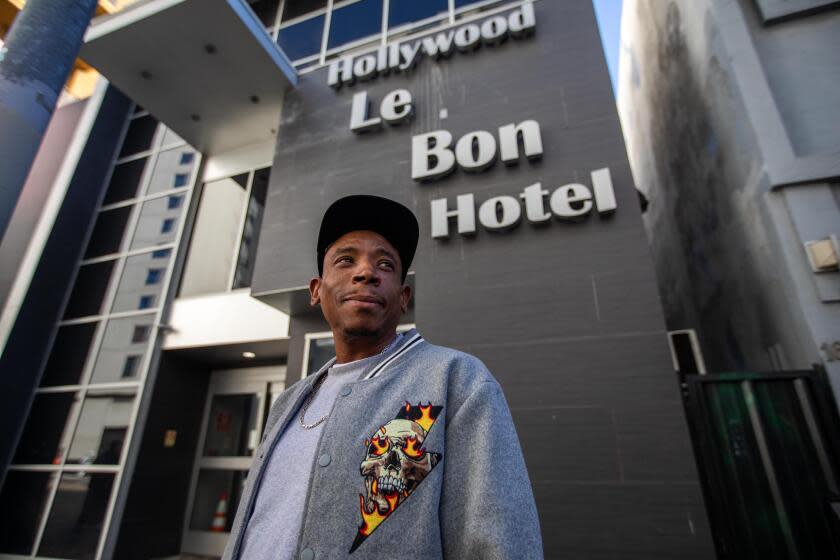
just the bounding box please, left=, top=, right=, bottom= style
left=378, top=261, right=395, bottom=270
left=335, top=256, right=353, bottom=264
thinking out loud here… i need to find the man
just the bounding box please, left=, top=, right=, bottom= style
left=224, top=195, right=542, bottom=560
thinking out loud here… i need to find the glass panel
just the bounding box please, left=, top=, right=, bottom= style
left=277, top=13, right=325, bottom=60
left=232, top=168, right=270, bottom=289
left=66, top=389, right=134, bottom=465
left=13, top=392, right=79, bottom=465
left=63, top=261, right=116, bottom=320
left=281, top=0, right=327, bottom=21
left=84, top=206, right=132, bottom=259
left=203, top=394, right=259, bottom=457
left=328, top=0, right=382, bottom=49
left=389, top=0, right=448, bottom=28
left=454, top=0, right=488, bottom=8
left=160, top=127, right=184, bottom=146
left=0, top=471, right=56, bottom=555
left=102, top=158, right=147, bottom=205
left=119, top=115, right=158, bottom=158
left=307, top=336, right=335, bottom=375
left=41, top=323, right=98, bottom=387
left=130, top=196, right=185, bottom=249
left=246, top=0, right=279, bottom=26
left=145, top=147, right=197, bottom=196
left=189, top=469, right=248, bottom=532
left=178, top=174, right=248, bottom=297
left=37, top=472, right=115, bottom=560
left=89, top=314, right=155, bottom=384
left=110, top=249, right=172, bottom=313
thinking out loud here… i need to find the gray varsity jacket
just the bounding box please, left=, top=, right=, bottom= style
left=223, top=329, right=543, bottom=560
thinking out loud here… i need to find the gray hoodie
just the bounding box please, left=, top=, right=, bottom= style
left=223, top=329, right=543, bottom=560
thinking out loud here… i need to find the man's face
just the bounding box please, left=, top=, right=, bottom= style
left=310, top=230, right=411, bottom=339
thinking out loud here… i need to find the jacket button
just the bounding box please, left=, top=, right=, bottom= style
left=300, top=548, right=315, bottom=560
left=340, top=386, right=352, bottom=397
left=318, top=453, right=331, bottom=467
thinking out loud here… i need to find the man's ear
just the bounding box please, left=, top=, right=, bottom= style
left=399, top=284, right=412, bottom=313
left=309, top=277, right=322, bottom=307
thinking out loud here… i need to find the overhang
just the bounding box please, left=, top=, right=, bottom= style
left=81, top=0, right=297, bottom=154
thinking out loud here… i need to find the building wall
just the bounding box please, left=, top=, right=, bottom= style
left=0, top=86, right=131, bottom=477
left=252, top=1, right=714, bottom=557
left=618, top=1, right=840, bottom=393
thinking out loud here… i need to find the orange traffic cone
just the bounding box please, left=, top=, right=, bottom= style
left=210, top=491, right=228, bottom=532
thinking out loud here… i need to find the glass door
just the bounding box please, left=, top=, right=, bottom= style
left=182, top=366, right=285, bottom=557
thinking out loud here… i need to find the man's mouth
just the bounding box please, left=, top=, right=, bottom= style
left=343, top=294, right=384, bottom=305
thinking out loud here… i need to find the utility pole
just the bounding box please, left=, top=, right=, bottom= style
left=0, top=0, right=98, bottom=242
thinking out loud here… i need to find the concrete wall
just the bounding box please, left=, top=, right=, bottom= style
left=618, top=0, right=840, bottom=394
left=252, top=1, right=713, bottom=557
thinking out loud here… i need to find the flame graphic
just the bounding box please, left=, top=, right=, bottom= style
left=370, top=435, right=389, bottom=456
left=358, top=492, right=398, bottom=537
left=416, top=404, right=435, bottom=433
left=372, top=478, right=378, bottom=495
left=403, top=435, right=425, bottom=458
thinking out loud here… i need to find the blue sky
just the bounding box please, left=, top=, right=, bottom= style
left=592, top=0, right=623, bottom=94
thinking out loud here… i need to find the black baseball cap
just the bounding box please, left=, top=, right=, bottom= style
left=317, top=195, right=419, bottom=281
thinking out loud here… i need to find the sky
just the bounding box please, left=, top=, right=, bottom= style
left=592, top=0, right=623, bottom=94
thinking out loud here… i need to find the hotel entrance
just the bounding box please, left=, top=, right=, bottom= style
left=181, top=366, right=285, bottom=558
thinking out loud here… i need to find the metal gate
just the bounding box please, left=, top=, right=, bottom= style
left=681, top=367, right=840, bottom=559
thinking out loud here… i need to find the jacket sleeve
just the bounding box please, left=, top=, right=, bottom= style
left=440, top=379, right=544, bottom=559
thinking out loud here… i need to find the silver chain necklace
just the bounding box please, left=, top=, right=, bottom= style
left=298, top=334, right=403, bottom=430
left=298, top=373, right=330, bottom=429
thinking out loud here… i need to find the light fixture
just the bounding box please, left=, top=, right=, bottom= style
left=242, top=351, right=256, bottom=359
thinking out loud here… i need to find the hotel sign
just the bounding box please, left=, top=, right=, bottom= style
left=335, top=1, right=618, bottom=239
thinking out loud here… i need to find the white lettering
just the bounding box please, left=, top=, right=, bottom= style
left=455, top=131, right=497, bottom=172
left=349, top=91, right=382, bottom=132
left=509, top=1, right=536, bottom=37
left=550, top=184, right=593, bottom=218
left=354, top=55, right=378, bottom=80
left=398, top=42, right=422, bottom=71
left=520, top=182, right=551, bottom=223
left=431, top=194, right=476, bottom=239
left=499, top=120, right=544, bottom=165
left=328, top=56, right=354, bottom=88
left=421, top=31, right=456, bottom=59
left=380, top=89, right=413, bottom=124
left=412, top=131, right=456, bottom=181
left=481, top=16, right=508, bottom=44
left=479, top=196, right=522, bottom=231
left=454, top=24, right=482, bottom=51
left=591, top=168, right=617, bottom=214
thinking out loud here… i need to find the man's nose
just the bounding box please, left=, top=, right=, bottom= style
left=352, top=259, right=380, bottom=283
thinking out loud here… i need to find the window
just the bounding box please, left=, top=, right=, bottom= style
left=174, top=173, right=190, bottom=188
left=131, top=324, right=151, bottom=343
left=327, top=0, right=382, bottom=50
left=122, top=355, right=141, bottom=378
left=232, top=167, right=271, bottom=289
left=160, top=218, right=175, bottom=234
left=40, top=323, right=98, bottom=387
left=84, top=206, right=132, bottom=259
left=145, top=268, right=164, bottom=285
left=138, top=295, right=155, bottom=309
left=103, top=158, right=147, bottom=204
left=389, top=0, right=448, bottom=28
left=246, top=0, right=279, bottom=27
left=278, top=13, right=325, bottom=60
left=282, top=0, right=328, bottom=22
left=119, top=115, right=158, bottom=158
left=180, top=152, right=195, bottom=165
left=168, top=195, right=184, bottom=209
left=152, top=248, right=171, bottom=259
left=63, top=260, right=116, bottom=320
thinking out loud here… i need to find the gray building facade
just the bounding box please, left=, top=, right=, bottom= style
left=618, top=1, right=839, bottom=399
left=1, top=1, right=714, bottom=559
